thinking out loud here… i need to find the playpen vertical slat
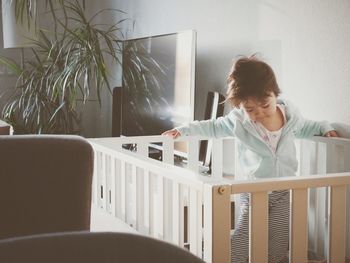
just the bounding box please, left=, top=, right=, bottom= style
left=325, top=143, right=338, bottom=260
left=171, top=181, right=180, bottom=245
left=135, top=167, right=144, bottom=232
left=101, top=152, right=107, bottom=210
left=328, top=185, right=347, bottom=263
left=163, top=179, right=172, bottom=242
left=299, top=140, right=311, bottom=176
left=335, top=145, right=345, bottom=172
left=295, top=140, right=301, bottom=176
left=316, top=141, right=327, bottom=174
left=124, top=163, right=132, bottom=225
left=189, top=188, right=198, bottom=255
left=203, top=184, right=213, bottom=263
left=211, top=138, right=223, bottom=179
left=96, top=151, right=103, bottom=208
left=290, top=188, right=308, bottom=263
left=197, top=190, right=203, bottom=256
left=213, top=185, right=231, bottom=263
left=304, top=140, right=321, bottom=258
left=141, top=168, right=150, bottom=235
left=343, top=144, right=350, bottom=172
left=111, top=142, right=122, bottom=218
left=149, top=172, right=155, bottom=237
left=136, top=142, right=148, bottom=232
left=163, top=139, right=174, bottom=165
left=136, top=142, right=148, bottom=157
left=314, top=142, right=327, bottom=258
left=157, top=175, right=164, bottom=239
left=155, top=174, right=164, bottom=239
left=189, top=188, right=203, bottom=257
left=326, top=144, right=338, bottom=173
left=163, top=139, right=174, bottom=242
left=110, top=157, right=116, bottom=216
left=120, top=160, right=126, bottom=221
left=114, top=159, right=121, bottom=218
left=130, top=164, right=137, bottom=228
left=92, top=149, right=98, bottom=204
left=105, top=155, right=112, bottom=213
left=188, top=139, right=199, bottom=173
left=179, top=184, right=186, bottom=247
left=249, top=191, right=268, bottom=263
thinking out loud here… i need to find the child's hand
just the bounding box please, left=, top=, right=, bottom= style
left=161, top=129, right=181, bottom=139
left=324, top=130, right=339, bottom=137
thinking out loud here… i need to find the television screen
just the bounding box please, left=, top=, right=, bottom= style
left=121, top=30, right=196, bottom=137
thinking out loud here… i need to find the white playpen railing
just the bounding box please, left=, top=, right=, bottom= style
left=88, top=135, right=350, bottom=263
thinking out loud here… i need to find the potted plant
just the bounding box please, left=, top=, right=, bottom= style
left=0, top=0, right=127, bottom=134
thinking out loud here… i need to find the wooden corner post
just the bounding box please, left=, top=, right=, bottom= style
left=203, top=184, right=231, bottom=263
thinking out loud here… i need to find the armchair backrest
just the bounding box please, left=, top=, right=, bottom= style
left=0, top=135, right=93, bottom=239
left=0, top=232, right=205, bottom=263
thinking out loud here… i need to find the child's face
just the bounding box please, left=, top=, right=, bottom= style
left=241, top=93, right=277, bottom=122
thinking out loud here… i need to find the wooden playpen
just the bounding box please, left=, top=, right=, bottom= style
left=89, top=135, right=350, bottom=263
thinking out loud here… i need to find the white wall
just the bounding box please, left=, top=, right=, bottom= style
left=255, top=0, right=350, bottom=123
left=2, top=0, right=349, bottom=135
left=96, top=0, right=350, bottom=127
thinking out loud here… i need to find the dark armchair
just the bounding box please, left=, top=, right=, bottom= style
left=0, top=232, right=205, bottom=263
left=0, top=135, right=94, bottom=239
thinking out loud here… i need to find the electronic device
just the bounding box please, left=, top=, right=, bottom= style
left=114, top=30, right=224, bottom=170
left=121, top=30, right=196, bottom=137
left=199, top=91, right=225, bottom=168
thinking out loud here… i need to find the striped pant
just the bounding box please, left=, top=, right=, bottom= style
left=231, top=190, right=290, bottom=263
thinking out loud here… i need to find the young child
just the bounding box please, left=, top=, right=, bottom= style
left=162, top=55, right=338, bottom=263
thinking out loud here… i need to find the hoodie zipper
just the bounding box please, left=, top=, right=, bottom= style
left=243, top=120, right=276, bottom=157
left=243, top=114, right=297, bottom=178
left=242, top=121, right=280, bottom=178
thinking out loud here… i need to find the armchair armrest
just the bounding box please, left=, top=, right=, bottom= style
left=0, top=120, right=13, bottom=135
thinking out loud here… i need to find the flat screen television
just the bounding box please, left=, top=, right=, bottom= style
left=121, top=30, right=196, bottom=138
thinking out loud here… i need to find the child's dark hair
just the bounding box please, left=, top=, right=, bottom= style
left=226, top=55, right=280, bottom=107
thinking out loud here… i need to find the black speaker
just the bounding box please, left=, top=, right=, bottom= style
left=199, top=91, right=225, bottom=167
left=112, top=87, right=122, bottom=137
left=204, top=91, right=225, bottom=121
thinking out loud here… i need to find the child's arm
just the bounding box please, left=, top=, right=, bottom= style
left=294, top=118, right=338, bottom=138
left=162, top=112, right=236, bottom=139
left=284, top=100, right=338, bottom=138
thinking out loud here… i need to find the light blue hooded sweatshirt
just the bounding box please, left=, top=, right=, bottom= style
left=177, top=99, right=334, bottom=180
